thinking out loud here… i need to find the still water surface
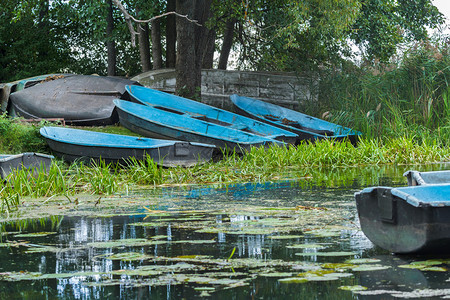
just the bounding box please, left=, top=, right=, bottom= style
left=1, top=165, right=450, bottom=299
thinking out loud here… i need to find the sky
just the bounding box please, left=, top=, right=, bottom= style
left=433, top=0, right=450, bottom=28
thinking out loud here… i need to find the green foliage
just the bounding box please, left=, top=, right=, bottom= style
left=219, top=0, right=361, bottom=71
left=351, top=0, right=444, bottom=61
left=214, top=0, right=443, bottom=70
left=0, top=114, right=48, bottom=153
left=125, top=155, right=164, bottom=185
left=316, top=38, right=450, bottom=142
left=0, top=0, right=444, bottom=80
left=0, top=0, right=73, bottom=82
left=0, top=0, right=142, bottom=82
left=2, top=134, right=450, bottom=214
left=72, top=160, right=120, bottom=195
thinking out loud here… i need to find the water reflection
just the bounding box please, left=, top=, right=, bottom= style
left=1, top=164, right=450, bottom=299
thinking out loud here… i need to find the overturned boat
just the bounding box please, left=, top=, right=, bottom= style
left=40, top=126, right=215, bottom=167
left=1, top=74, right=67, bottom=114
left=9, top=75, right=138, bottom=125
left=230, top=94, right=361, bottom=144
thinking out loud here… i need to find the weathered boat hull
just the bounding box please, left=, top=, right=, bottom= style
left=404, top=170, right=450, bottom=186
left=0, top=152, right=53, bottom=179
left=230, top=94, right=361, bottom=144
left=1, top=74, right=69, bottom=114
left=125, top=85, right=298, bottom=144
left=40, top=127, right=215, bottom=167
left=114, top=99, right=284, bottom=153
left=355, top=184, right=450, bottom=254
left=9, top=75, right=138, bottom=125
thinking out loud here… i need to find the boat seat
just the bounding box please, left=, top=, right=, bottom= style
left=229, top=124, right=249, bottom=131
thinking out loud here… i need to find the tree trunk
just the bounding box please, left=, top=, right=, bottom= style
left=138, top=22, right=151, bottom=72
left=106, top=0, right=116, bottom=76
left=175, top=0, right=197, bottom=98
left=38, top=0, right=49, bottom=29
left=151, top=19, right=163, bottom=70
left=194, top=0, right=213, bottom=80
left=218, top=17, right=236, bottom=70
left=166, top=0, right=176, bottom=68
left=202, top=28, right=216, bottom=69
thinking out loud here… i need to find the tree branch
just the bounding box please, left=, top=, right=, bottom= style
left=112, top=0, right=201, bottom=47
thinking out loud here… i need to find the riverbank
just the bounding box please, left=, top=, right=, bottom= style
left=2, top=128, right=450, bottom=216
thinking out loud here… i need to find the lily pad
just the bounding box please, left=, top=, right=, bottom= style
left=278, top=277, right=309, bottom=283
left=295, top=251, right=357, bottom=257
left=25, top=245, right=61, bottom=253
left=286, top=244, right=327, bottom=249
left=103, top=252, right=152, bottom=261
left=410, top=260, right=443, bottom=266
left=150, top=235, right=168, bottom=240
left=195, top=227, right=225, bottom=233
left=345, top=258, right=381, bottom=264
left=322, top=263, right=355, bottom=270
left=351, top=265, right=391, bottom=272
left=259, top=272, right=294, bottom=277
left=268, top=235, right=304, bottom=240
left=301, top=275, right=341, bottom=281
left=174, top=239, right=216, bottom=244
left=87, top=238, right=165, bottom=248
left=339, top=285, right=368, bottom=291
left=14, top=232, right=57, bottom=238
left=399, top=260, right=447, bottom=271
left=227, top=228, right=279, bottom=235
left=306, top=230, right=341, bottom=237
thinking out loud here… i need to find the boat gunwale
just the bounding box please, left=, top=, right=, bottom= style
left=125, top=85, right=298, bottom=140
left=230, top=94, right=362, bottom=138
left=113, top=99, right=284, bottom=147
left=40, top=126, right=214, bottom=150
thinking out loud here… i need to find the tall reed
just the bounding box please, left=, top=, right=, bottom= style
left=314, top=38, right=450, bottom=142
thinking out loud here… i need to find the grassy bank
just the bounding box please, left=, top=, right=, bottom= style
left=2, top=135, right=449, bottom=215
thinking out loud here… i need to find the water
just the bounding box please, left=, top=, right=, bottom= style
left=1, top=166, right=450, bottom=299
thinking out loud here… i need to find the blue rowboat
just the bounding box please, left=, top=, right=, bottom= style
left=125, top=86, right=298, bottom=144
left=40, top=127, right=215, bottom=167
left=230, top=94, right=362, bottom=144
left=113, top=99, right=285, bottom=152
left=355, top=182, right=450, bottom=254
left=0, top=152, right=53, bottom=179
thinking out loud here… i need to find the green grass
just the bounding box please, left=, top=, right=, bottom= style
left=0, top=114, right=48, bottom=153
left=2, top=135, right=450, bottom=215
